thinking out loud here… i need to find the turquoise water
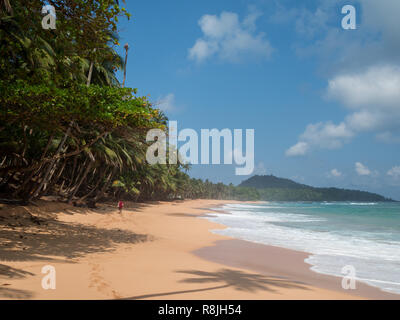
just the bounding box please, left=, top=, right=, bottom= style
left=207, top=202, right=400, bottom=295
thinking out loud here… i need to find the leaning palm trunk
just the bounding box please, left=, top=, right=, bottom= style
left=66, top=158, right=88, bottom=193
left=63, top=51, right=99, bottom=200
left=68, top=160, right=94, bottom=203
left=29, top=123, right=73, bottom=200
left=94, top=168, right=116, bottom=202
left=78, top=169, right=104, bottom=202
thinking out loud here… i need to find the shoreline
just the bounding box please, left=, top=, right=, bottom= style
left=197, top=203, right=399, bottom=300
left=194, top=239, right=399, bottom=300
left=0, top=199, right=398, bottom=299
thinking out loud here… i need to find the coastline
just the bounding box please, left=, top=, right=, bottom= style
left=0, top=199, right=397, bottom=299
left=194, top=239, right=399, bottom=300
left=197, top=203, right=400, bottom=300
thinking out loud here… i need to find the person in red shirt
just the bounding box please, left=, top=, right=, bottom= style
left=118, top=200, right=124, bottom=214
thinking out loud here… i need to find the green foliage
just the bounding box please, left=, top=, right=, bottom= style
left=175, top=178, right=260, bottom=201
left=240, top=175, right=309, bottom=189
left=0, top=0, right=128, bottom=86
left=0, top=80, right=160, bottom=130
left=0, top=0, right=261, bottom=205
left=241, top=175, right=393, bottom=202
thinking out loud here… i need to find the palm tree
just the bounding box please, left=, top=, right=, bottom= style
left=122, top=43, right=129, bottom=87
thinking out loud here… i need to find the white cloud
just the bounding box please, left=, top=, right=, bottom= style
left=188, top=10, right=273, bottom=63
left=291, top=0, right=400, bottom=73
left=387, top=166, right=400, bottom=178
left=327, top=65, right=400, bottom=110
left=285, top=141, right=309, bottom=156
left=355, top=162, right=371, bottom=176
left=274, top=1, right=400, bottom=156
left=330, top=169, right=342, bottom=177
left=344, top=110, right=384, bottom=132
left=287, top=65, right=400, bottom=156
left=300, top=122, right=353, bottom=148
left=286, top=122, right=353, bottom=156
left=157, top=93, right=176, bottom=112
left=328, top=64, right=400, bottom=135
left=188, top=39, right=218, bottom=62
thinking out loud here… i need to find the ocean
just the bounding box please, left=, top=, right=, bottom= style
left=206, top=202, right=400, bottom=295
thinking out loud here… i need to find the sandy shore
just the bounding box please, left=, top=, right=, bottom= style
left=0, top=199, right=398, bottom=300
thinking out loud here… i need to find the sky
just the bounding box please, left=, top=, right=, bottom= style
left=114, top=0, right=400, bottom=200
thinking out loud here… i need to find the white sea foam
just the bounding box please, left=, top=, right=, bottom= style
left=203, top=203, right=400, bottom=295
left=322, top=202, right=378, bottom=206
left=349, top=202, right=378, bottom=205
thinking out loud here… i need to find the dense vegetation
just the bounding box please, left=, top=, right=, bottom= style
left=2, top=2, right=387, bottom=206
left=240, top=175, right=394, bottom=202
left=0, top=0, right=259, bottom=205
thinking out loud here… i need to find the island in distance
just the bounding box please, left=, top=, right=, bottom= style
left=239, top=175, right=395, bottom=202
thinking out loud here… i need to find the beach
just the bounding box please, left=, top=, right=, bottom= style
left=0, top=199, right=398, bottom=300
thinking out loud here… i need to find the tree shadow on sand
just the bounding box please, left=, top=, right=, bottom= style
left=125, top=268, right=309, bottom=300
left=0, top=205, right=153, bottom=299
left=0, top=264, right=34, bottom=279
left=0, top=214, right=151, bottom=263
left=0, top=264, right=34, bottom=299
left=0, top=286, right=32, bottom=299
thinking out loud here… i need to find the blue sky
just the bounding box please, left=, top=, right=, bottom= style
left=115, top=0, right=400, bottom=200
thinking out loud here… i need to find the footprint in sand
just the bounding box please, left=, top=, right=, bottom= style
left=88, top=262, right=122, bottom=299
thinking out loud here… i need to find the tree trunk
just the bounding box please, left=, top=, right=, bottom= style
left=122, top=43, right=129, bottom=87
left=87, top=61, right=94, bottom=86
left=94, top=168, right=115, bottom=202
left=42, top=157, right=67, bottom=196
left=78, top=169, right=103, bottom=202
left=29, top=122, right=73, bottom=200
left=40, top=134, right=55, bottom=160
left=66, top=158, right=88, bottom=193
left=68, top=160, right=94, bottom=203
left=87, top=48, right=97, bottom=86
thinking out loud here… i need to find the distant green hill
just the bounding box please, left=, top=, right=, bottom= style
left=239, top=175, right=394, bottom=202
